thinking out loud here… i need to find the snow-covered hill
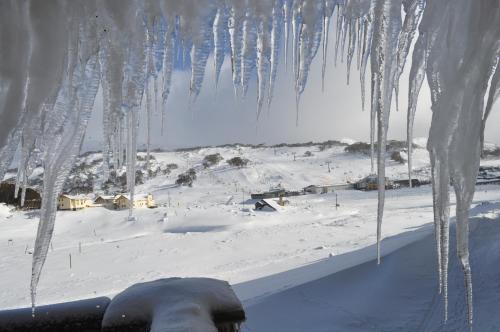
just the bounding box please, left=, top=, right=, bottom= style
left=1, top=140, right=500, bottom=331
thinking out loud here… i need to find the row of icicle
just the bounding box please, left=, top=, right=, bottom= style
left=0, top=0, right=499, bottom=329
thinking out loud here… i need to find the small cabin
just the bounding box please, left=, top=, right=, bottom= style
left=58, top=194, right=92, bottom=211
left=94, top=195, right=116, bottom=207
left=303, top=184, right=335, bottom=195
left=0, top=182, right=41, bottom=209
left=114, top=194, right=155, bottom=209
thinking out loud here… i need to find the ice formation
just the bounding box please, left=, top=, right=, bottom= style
left=0, top=0, right=499, bottom=328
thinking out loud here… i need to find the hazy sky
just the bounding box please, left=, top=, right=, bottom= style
left=83, top=46, right=500, bottom=151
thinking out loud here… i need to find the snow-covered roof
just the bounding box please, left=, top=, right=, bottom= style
left=95, top=195, right=115, bottom=200
left=262, top=199, right=282, bottom=211
left=115, top=194, right=151, bottom=201
left=60, top=194, right=90, bottom=200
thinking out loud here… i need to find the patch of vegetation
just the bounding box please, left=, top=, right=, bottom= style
left=227, top=157, right=249, bottom=168
left=137, top=154, right=157, bottom=162
left=318, top=140, right=347, bottom=151
left=167, top=163, right=178, bottom=170
left=344, top=142, right=372, bottom=155
left=344, top=140, right=418, bottom=155
left=202, top=153, right=224, bottom=168
left=176, top=168, right=197, bottom=187
left=303, top=151, right=314, bottom=157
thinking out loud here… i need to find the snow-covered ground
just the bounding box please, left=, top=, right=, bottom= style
left=1, top=142, right=500, bottom=330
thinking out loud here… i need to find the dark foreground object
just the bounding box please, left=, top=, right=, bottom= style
left=0, top=297, right=110, bottom=332
left=0, top=278, right=245, bottom=332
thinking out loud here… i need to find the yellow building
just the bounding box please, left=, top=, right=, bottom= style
left=57, top=194, right=93, bottom=211
left=114, top=194, right=155, bottom=209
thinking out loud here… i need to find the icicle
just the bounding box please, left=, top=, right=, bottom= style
left=213, top=7, right=229, bottom=90
left=322, top=1, right=336, bottom=92
left=190, top=6, right=217, bottom=101
left=145, top=79, right=152, bottom=175
left=370, top=0, right=403, bottom=265
left=346, top=19, right=356, bottom=84
left=406, top=36, right=427, bottom=188
left=32, top=36, right=101, bottom=317
left=0, top=1, right=29, bottom=181
left=296, top=0, right=323, bottom=97
left=295, top=0, right=324, bottom=125
left=241, top=11, right=258, bottom=98
left=340, top=17, right=348, bottom=63
left=334, top=5, right=343, bottom=66
left=126, top=110, right=138, bottom=219
left=283, top=0, right=292, bottom=69
left=228, top=4, right=244, bottom=96
left=360, top=14, right=374, bottom=112
left=256, top=14, right=272, bottom=118
left=268, top=0, right=283, bottom=110
left=394, top=0, right=424, bottom=115
left=153, top=17, right=167, bottom=75
left=370, top=86, right=376, bottom=173
left=292, top=4, right=302, bottom=81
left=356, top=18, right=363, bottom=70
left=20, top=171, right=27, bottom=207
left=14, top=163, right=22, bottom=199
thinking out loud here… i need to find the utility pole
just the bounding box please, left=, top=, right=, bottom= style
left=326, top=161, right=331, bottom=173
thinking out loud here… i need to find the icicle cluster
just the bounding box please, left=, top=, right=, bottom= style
left=0, top=0, right=498, bottom=328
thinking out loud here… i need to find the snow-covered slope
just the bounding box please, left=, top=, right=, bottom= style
left=1, top=142, right=500, bottom=331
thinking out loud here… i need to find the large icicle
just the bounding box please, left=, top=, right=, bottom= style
left=241, top=8, right=258, bottom=98
left=321, top=0, right=336, bottom=91
left=423, top=0, right=500, bottom=327
left=360, top=13, right=374, bottom=113
left=213, top=6, right=229, bottom=90
left=405, top=35, right=426, bottom=189
left=0, top=1, right=30, bottom=182
left=394, top=0, right=424, bottom=114
left=228, top=3, right=245, bottom=96
left=268, top=0, right=283, bottom=110
left=283, top=0, right=292, bottom=69
left=370, top=0, right=402, bottom=265
left=31, top=1, right=101, bottom=312
left=189, top=4, right=217, bottom=101
left=295, top=0, right=324, bottom=124
left=256, top=5, right=273, bottom=118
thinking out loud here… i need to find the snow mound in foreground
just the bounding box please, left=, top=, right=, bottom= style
left=102, top=278, right=244, bottom=332
left=244, top=203, right=500, bottom=332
